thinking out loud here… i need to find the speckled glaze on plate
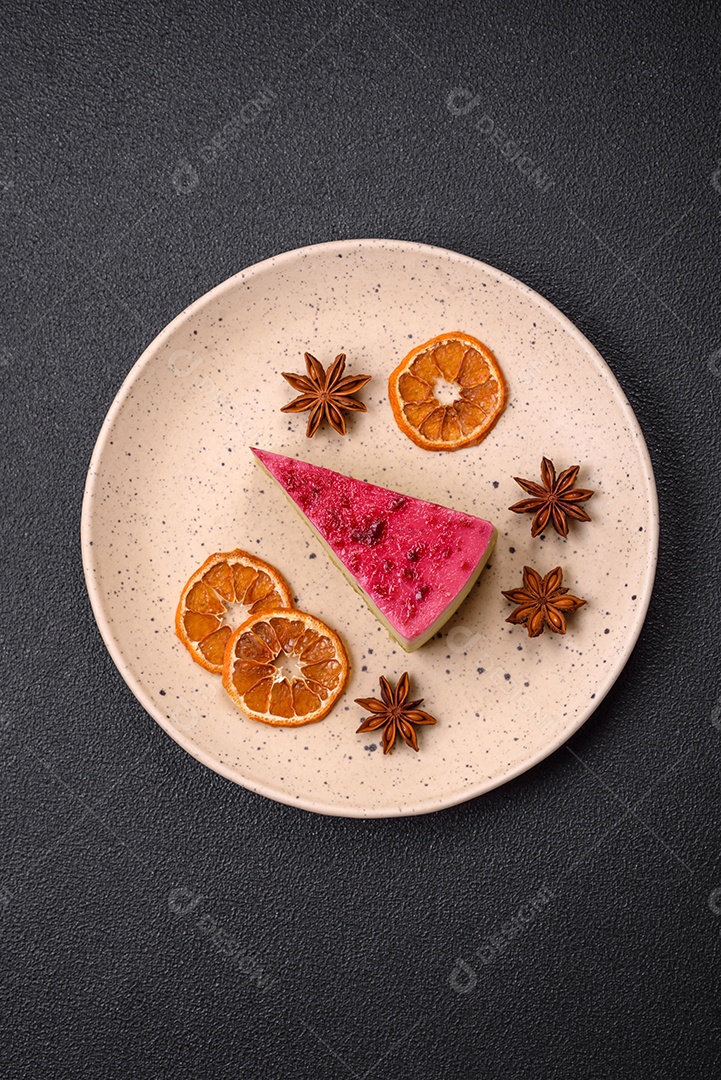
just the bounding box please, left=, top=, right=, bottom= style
left=81, top=239, right=658, bottom=818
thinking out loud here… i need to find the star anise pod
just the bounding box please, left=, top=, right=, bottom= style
left=281, top=352, right=371, bottom=438
left=509, top=457, right=594, bottom=538
left=355, top=672, right=437, bottom=754
left=502, top=565, right=586, bottom=637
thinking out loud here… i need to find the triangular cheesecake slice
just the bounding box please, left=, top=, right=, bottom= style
left=252, top=448, right=496, bottom=652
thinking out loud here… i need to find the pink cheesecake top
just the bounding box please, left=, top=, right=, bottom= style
left=252, top=448, right=495, bottom=641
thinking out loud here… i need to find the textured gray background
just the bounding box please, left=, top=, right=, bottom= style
left=2, top=0, right=721, bottom=1076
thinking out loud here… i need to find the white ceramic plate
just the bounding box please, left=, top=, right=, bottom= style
left=81, top=239, right=658, bottom=817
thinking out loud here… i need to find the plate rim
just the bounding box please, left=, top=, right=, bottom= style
left=81, top=237, right=659, bottom=817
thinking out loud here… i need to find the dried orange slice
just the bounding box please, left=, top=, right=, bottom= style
left=388, top=331, right=508, bottom=451
left=176, top=550, right=293, bottom=674
left=222, top=608, right=349, bottom=727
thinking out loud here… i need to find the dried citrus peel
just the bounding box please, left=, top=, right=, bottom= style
left=176, top=549, right=294, bottom=674
left=222, top=609, right=349, bottom=726
left=388, top=331, right=508, bottom=451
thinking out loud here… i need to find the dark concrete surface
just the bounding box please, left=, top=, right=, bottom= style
left=2, top=1, right=720, bottom=1076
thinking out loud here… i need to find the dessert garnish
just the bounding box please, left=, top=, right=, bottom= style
left=176, top=549, right=294, bottom=674
left=388, top=331, right=507, bottom=451
left=252, top=447, right=496, bottom=652
left=502, top=565, right=586, bottom=637
left=355, top=672, right=436, bottom=754
left=509, top=457, right=594, bottom=537
left=281, top=352, right=371, bottom=437
left=223, top=608, right=349, bottom=726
